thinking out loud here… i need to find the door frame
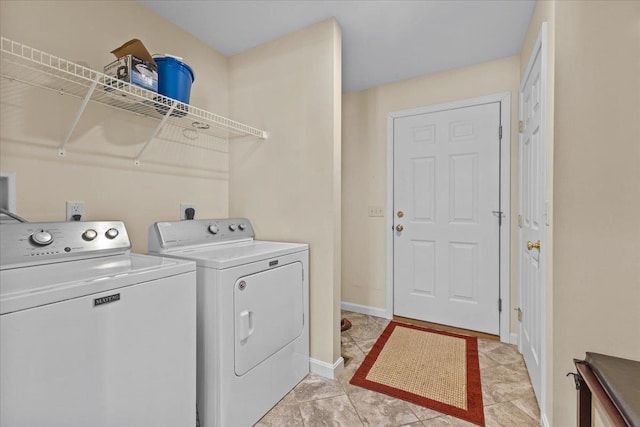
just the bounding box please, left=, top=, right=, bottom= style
left=519, top=22, right=548, bottom=421
left=385, top=92, right=511, bottom=343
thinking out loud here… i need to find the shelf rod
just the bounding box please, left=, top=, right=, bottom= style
left=134, top=102, right=177, bottom=165
left=58, top=76, right=99, bottom=156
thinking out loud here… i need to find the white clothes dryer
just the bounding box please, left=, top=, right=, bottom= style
left=0, top=221, right=197, bottom=427
left=148, top=218, right=309, bottom=427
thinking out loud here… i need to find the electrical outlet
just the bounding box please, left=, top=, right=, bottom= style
left=66, top=201, right=85, bottom=221
left=180, top=203, right=196, bottom=220
left=368, top=206, right=384, bottom=217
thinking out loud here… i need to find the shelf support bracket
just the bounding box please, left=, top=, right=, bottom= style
left=134, top=102, right=176, bottom=166
left=58, top=76, right=99, bottom=157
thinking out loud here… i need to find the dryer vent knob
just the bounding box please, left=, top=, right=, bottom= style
left=229, top=224, right=237, bottom=232
left=31, top=230, right=54, bottom=246
left=208, top=225, right=219, bottom=234
left=82, top=229, right=98, bottom=241
left=105, top=228, right=119, bottom=239
left=238, top=223, right=247, bottom=231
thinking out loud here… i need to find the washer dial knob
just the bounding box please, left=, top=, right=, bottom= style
left=238, top=223, right=247, bottom=231
left=105, top=228, right=119, bottom=239
left=82, top=229, right=98, bottom=241
left=31, top=230, right=54, bottom=246
left=229, top=224, right=237, bottom=232
left=208, top=225, right=219, bottom=234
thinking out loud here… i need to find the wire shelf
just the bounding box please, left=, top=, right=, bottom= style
left=0, top=37, right=267, bottom=163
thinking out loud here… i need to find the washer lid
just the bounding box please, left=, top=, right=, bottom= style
left=162, top=240, right=308, bottom=269
left=0, top=253, right=195, bottom=315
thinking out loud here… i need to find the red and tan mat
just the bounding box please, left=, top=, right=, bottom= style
left=350, top=321, right=485, bottom=426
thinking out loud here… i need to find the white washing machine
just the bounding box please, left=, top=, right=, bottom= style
left=148, top=218, right=309, bottom=427
left=0, top=221, right=197, bottom=427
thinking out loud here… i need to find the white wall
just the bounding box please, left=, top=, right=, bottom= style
left=228, top=19, right=343, bottom=366
left=0, top=0, right=230, bottom=252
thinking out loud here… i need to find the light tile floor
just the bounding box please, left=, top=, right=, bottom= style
left=255, top=311, right=540, bottom=427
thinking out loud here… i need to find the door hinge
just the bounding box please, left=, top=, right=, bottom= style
left=498, top=298, right=502, bottom=312
left=517, top=214, right=523, bottom=228
left=492, top=210, right=504, bottom=226
left=499, top=125, right=503, bottom=140
left=516, top=307, right=523, bottom=322
left=518, top=120, right=523, bottom=133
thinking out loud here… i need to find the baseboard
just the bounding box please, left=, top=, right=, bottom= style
left=309, top=357, right=344, bottom=380
left=541, top=413, right=550, bottom=427
left=510, top=333, right=519, bottom=345
left=341, top=301, right=390, bottom=319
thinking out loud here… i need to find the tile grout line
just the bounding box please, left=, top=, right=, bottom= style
left=296, top=401, right=307, bottom=427
left=340, top=333, right=369, bottom=427
left=345, top=390, right=367, bottom=427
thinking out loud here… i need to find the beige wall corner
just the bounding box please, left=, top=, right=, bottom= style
left=0, top=1, right=230, bottom=252
left=552, top=1, right=640, bottom=426
left=519, top=0, right=556, bottom=423
left=341, top=55, right=520, bottom=324
left=331, top=21, right=343, bottom=363
left=228, top=19, right=343, bottom=366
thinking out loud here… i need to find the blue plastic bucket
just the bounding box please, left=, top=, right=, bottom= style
left=154, top=56, right=195, bottom=104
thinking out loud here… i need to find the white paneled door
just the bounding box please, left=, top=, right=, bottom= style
left=519, top=24, right=547, bottom=403
left=393, top=103, right=501, bottom=334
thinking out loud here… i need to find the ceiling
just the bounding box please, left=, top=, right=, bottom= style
left=139, top=0, right=536, bottom=93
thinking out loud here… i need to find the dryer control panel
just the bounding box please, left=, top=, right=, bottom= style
left=149, top=218, right=255, bottom=252
left=0, top=221, right=130, bottom=269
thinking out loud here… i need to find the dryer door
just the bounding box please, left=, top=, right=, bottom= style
left=234, top=261, right=304, bottom=376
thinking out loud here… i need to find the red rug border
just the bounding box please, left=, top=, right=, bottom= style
left=349, top=321, right=485, bottom=426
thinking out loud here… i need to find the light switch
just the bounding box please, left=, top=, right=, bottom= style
left=368, top=206, right=384, bottom=217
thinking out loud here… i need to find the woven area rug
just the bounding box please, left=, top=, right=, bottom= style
left=350, top=321, right=485, bottom=426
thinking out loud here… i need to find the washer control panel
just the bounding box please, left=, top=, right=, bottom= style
left=0, top=221, right=131, bottom=269
left=149, top=218, right=255, bottom=251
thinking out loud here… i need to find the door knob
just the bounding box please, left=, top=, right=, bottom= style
left=527, top=240, right=541, bottom=250
left=397, top=210, right=404, bottom=218
left=395, top=224, right=404, bottom=232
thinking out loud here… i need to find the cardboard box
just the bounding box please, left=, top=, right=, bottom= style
left=104, top=39, right=158, bottom=92
left=104, top=55, right=158, bottom=92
